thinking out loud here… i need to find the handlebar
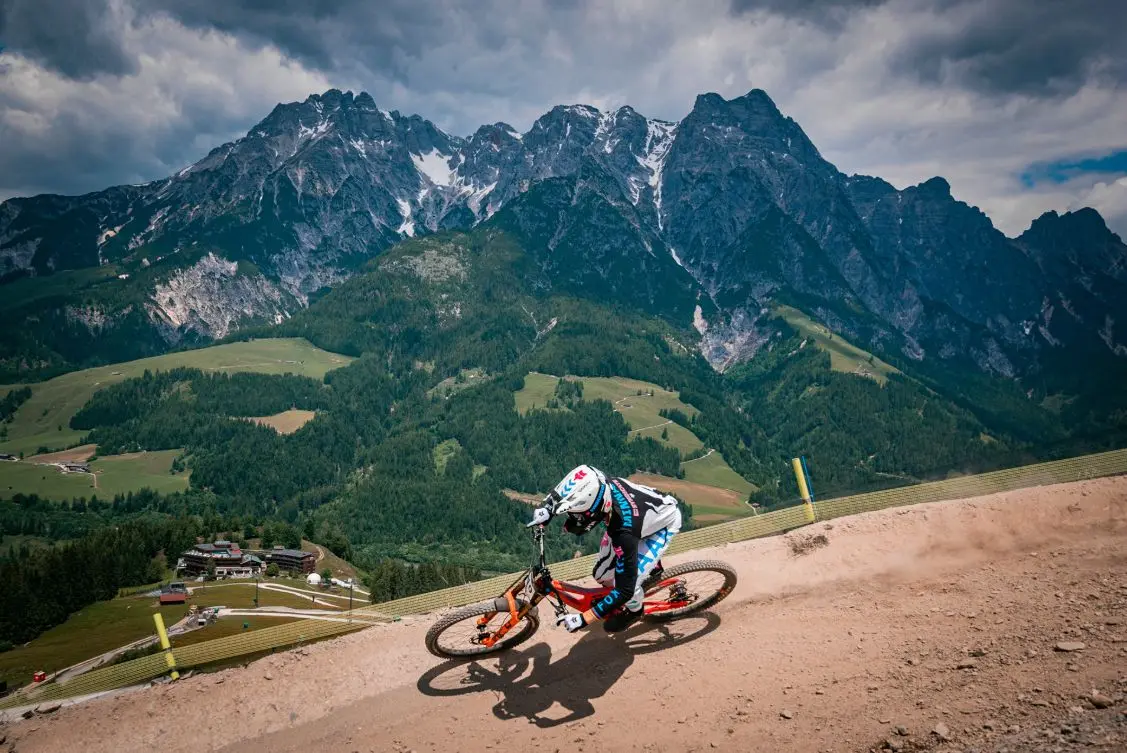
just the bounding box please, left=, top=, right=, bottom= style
left=526, top=506, right=553, bottom=527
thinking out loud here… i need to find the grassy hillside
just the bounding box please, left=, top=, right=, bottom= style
left=0, top=450, right=189, bottom=500
left=628, top=472, right=753, bottom=523
left=0, top=338, right=351, bottom=456
left=513, top=372, right=755, bottom=517
left=516, top=373, right=704, bottom=455
left=0, top=597, right=184, bottom=687
left=681, top=450, right=756, bottom=495
left=0, top=582, right=337, bottom=687
left=773, top=304, right=900, bottom=384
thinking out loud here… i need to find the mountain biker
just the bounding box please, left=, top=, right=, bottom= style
left=529, top=464, right=682, bottom=634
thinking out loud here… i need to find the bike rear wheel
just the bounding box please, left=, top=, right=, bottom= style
left=425, top=598, right=541, bottom=658
left=641, top=559, right=737, bottom=622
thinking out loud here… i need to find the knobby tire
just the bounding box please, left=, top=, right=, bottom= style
left=425, top=598, right=541, bottom=658
left=641, top=559, right=737, bottom=622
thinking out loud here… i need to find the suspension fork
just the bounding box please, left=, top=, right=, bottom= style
left=473, top=572, right=547, bottom=646
left=473, top=525, right=558, bottom=646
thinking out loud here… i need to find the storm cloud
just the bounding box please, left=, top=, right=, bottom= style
left=895, top=0, right=1127, bottom=96
left=0, top=0, right=134, bottom=78
left=0, top=0, right=1124, bottom=236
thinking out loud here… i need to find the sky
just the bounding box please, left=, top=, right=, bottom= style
left=1, top=0, right=1125, bottom=238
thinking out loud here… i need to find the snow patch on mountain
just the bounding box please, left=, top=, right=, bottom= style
left=412, top=149, right=455, bottom=187
left=594, top=109, right=620, bottom=153
left=466, top=182, right=497, bottom=216
left=396, top=198, right=415, bottom=237
left=297, top=117, right=332, bottom=143
left=669, top=246, right=686, bottom=269
left=567, top=105, right=599, bottom=120
left=638, top=120, right=677, bottom=228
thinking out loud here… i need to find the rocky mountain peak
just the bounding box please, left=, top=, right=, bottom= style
left=1024, top=207, right=1116, bottom=243
left=690, top=91, right=727, bottom=112
left=914, top=176, right=952, bottom=198
left=469, top=122, right=521, bottom=143
left=1019, top=206, right=1127, bottom=285
left=680, top=88, right=826, bottom=172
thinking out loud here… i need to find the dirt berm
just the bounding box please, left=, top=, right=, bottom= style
left=4, top=477, right=1126, bottom=753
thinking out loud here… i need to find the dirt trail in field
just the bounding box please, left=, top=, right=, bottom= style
left=5, top=477, right=1127, bottom=753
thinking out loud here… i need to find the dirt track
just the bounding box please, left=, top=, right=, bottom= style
left=4, top=476, right=1126, bottom=753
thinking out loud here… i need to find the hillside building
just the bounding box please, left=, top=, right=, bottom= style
left=177, top=540, right=263, bottom=577
left=265, top=546, right=316, bottom=574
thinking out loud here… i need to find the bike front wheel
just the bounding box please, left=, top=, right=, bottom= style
left=642, top=559, right=737, bottom=622
left=425, top=598, right=541, bottom=658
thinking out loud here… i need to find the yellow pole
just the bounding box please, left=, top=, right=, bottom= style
left=791, top=457, right=816, bottom=524
left=153, top=613, right=180, bottom=681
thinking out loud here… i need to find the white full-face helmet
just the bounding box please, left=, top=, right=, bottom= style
left=546, top=465, right=609, bottom=525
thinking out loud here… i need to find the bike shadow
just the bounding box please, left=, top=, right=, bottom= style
left=416, top=611, right=721, bottom=728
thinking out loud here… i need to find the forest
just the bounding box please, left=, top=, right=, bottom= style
left=0, top=387, right=31, bottom=424
left=0, top=515, right=203, bottom=645
left=71, top=369, right=331, bottom=430
left=0, top=386, right=32, bottom=440
left=363, top=560, right=483, bottom=603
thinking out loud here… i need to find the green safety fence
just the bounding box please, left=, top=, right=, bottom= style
left=3, top=446, right=1125, bottom=711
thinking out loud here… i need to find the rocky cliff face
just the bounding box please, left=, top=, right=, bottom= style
left=2, top=87, right=1125, bottom=385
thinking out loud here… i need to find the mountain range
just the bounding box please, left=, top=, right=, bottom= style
left=2, top=87, right=1126, bottom=399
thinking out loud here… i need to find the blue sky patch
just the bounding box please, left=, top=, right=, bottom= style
left=1021, top=150, right=1127, bottom=187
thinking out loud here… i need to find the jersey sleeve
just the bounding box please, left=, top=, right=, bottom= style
left=591, top=529, right=640, bottom=619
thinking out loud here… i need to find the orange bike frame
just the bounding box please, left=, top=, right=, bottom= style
left=473, top=571, right=685, bottom=647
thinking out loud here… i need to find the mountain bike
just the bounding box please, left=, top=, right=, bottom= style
left=425, top=523, right=737, bottom=658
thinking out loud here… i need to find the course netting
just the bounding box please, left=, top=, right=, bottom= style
left=3, top=446, right=1124, bottom=711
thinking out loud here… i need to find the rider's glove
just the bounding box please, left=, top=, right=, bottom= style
left=527, top=506, right=553, bottom=527
left=556, top=612, right=586, bottom=633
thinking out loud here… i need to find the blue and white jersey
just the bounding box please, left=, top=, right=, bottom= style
left=587, top=478, right=682, bottom=619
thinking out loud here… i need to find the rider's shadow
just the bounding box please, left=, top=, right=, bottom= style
left=417, top=612, right=720, bottom=728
